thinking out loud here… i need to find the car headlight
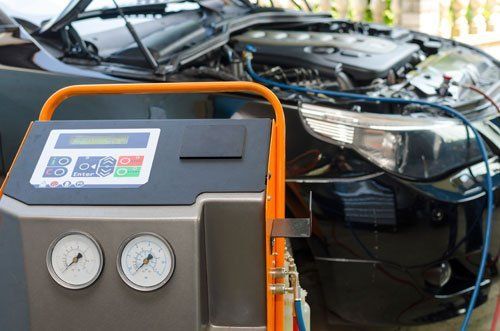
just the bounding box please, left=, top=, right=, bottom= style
left=299, top=103, right=484, bottom=179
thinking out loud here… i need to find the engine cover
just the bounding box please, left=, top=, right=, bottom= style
left=233, top=30, right=419, bottom=80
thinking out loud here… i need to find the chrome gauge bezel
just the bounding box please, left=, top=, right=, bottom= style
left=116, top=232, right=175, bottom=292
left=46, top=231, right=104, bottom=290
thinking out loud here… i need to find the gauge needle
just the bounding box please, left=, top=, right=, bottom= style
left=135, top=253, right=153, bottom=273
left=63, top=252, right=83, bottom=272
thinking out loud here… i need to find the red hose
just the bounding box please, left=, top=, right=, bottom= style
left=491, top=295, right=500, bottom=331
left=464, top=84, right=500, bottom=114
left=293, top=316, right=299, bottom=331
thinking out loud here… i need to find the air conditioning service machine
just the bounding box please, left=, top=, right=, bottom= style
left=0, top=82, right=311, bottom=330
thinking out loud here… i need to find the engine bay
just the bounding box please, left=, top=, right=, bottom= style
left=31, top=8, right=499, bottom=121
left=232, top=29, right=420, bottom=81
left=177, top=21, right=499, bottom=118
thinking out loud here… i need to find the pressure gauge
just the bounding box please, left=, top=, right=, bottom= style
left=117, top=233, right=175, bottom=291
left=46, top=231, right=103, bottom=289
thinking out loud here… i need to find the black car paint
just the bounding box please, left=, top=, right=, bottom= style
left=0, top=4, right=498, bottom=327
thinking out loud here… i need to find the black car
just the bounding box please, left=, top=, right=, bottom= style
left=0, top=0, right=498, bottom=327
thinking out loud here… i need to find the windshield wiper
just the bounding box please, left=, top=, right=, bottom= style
left=111, top=0, right=159, bottom=71
left=78, top=3, right=167, bottom=20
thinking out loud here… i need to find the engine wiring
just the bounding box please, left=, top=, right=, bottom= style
left=244, top=48, right=495, bottom=331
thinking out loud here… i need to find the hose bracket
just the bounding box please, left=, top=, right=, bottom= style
left=271, top=192, right=312, bottom=238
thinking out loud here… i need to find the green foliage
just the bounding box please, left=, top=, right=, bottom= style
left=384, top=0, right=393, bottom=25
left=329, top=0, right=395, bottom=25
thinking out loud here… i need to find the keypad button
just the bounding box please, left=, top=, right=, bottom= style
left=73, top=156, right=116, bottom=177
left=48, top=156, right=72, bottom=167
left=97, top=166, right=114, bottom=177
left=73, top=157, right=100, bottom=177
left=97, top=156, right=117, bottom=177
left=118, top=156, right=144, bottom=167
left=78, top=163, right=91, bottom=171
left=43, top=167, right=68, bottom=178
left=114, top=166, right=141, bottom=177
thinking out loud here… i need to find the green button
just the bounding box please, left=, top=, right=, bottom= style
left=114, top=166, right=141, bottom=177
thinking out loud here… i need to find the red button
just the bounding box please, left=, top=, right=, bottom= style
left=118, top=156, right=144, bottom=166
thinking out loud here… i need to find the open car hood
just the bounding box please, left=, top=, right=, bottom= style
left=39, top=0, right=92, bottom=34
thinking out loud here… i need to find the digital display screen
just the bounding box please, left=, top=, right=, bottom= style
left=55, top=132, right=150, bottom=149
left=69, top=135, right=129, bottom=146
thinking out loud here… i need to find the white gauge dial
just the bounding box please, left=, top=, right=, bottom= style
left=47, top=232, right=103, bottom=289
left=118, top=233, right=175, bottom=291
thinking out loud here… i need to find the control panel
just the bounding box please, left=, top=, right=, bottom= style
left=30, top=129, right=160, bottom=189
left=4, top=119, right=270, bottom=205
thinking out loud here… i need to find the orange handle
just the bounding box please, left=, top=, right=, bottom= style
left=38, top=82, right=287, bottom=330
left=39, top=82, right=285, bottom=203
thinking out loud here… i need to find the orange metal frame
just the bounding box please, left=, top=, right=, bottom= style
left=0, top=82, right=287, bottom=330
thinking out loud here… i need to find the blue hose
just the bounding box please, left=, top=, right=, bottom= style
left=294, top=300, right=307, bottom=331
left=245, top=51, right=494, bottom=330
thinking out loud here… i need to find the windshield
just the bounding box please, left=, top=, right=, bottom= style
left=80, top=1, right=199, bottom=36
left=0, top=0, right=200, bottom=36
left=0, top=0, right=68, bottom=25
left=0, top=0, right=178, bottom=26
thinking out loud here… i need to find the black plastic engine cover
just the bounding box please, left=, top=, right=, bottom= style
left=233, top=30, right=419, bottom=80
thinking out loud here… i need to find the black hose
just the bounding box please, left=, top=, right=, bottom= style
left=182, top=66, right=240, bottom=81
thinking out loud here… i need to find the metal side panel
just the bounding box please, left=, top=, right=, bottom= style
left=203, top=196, right=267, bottom=328
left=0, top=200, right=29, bottom=331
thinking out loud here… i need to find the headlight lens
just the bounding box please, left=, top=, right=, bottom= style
left=299, top=103, right=485, bottom=179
